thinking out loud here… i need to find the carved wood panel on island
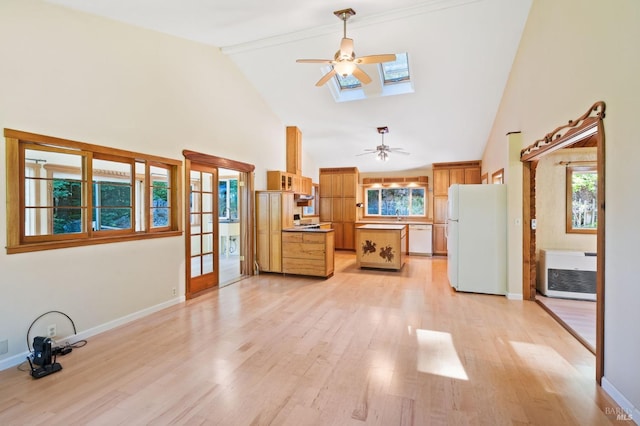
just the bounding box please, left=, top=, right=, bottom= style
left=355, top=224, right=407, bottom=270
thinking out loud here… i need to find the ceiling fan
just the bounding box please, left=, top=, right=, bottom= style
left=296, top=8, right=397, bottom=87
left=357, top=127, right=410, bottom=162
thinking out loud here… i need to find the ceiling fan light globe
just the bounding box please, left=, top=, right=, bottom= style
left=334, top=61, right=356, bottom=77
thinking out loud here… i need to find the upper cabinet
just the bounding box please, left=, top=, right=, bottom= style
left=286, top=126, right=302, bottom=176
left=266, top=126, right=314, bottom=196
left=432, top=160, right=482, bottom=255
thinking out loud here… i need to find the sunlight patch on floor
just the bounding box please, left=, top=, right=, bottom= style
left=416, top=329, right=468, bottom=380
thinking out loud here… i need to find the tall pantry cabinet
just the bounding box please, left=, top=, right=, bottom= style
left=432, top=161, right=481, bottom=255
left=255, top=191, right=294, bottom=272
left=319, top=167, right=359, bottom=250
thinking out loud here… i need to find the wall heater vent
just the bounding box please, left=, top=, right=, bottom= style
left=537, top=249, right=596, bottom=300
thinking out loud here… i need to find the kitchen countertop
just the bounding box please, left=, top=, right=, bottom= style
left=283, top=226, right=333, bottom=233
left=356, top=220, right=433, bottom=226
left=356, top=224, right=407, bottom=230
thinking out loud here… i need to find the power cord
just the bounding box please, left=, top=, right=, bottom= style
left=20, top=310, right=88, bottom=374
left=26, top=310, right=77, bottom=351
left=52, top=339, right=87, bottom=356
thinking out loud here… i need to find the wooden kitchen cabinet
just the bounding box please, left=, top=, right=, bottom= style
left=332, top=222, right=344, bottom=248
left=319, top=197, right=332, bottom=222
left=282, top=230, right=335, bottom=278
left=433, top=224, right=447, bottom=255
left=319, top=167, right=359, bottom=250
left=331, top=197, right=344, bottom=222
left=319, top=174, right=333, bottom=197
left=450, top=168, right=465, bottom=186
left=342, top=173, right=357, bottom=197
left=343, top=197, right=357, bottom=222
left=432, top=161, right=481, bottom=255
left=342, top=223, right=355, bottom=250
left=355, top=224, right=407, bottom=270
left=331, top=174, right=343, bottom=197
left=434, top=196, right=449, bottom=224
left=256, top=191, right=294, bottom=272
left=465, top=167, right=481, bottom=184
left=301, top=176, right=312, bottom=196
left=266, top=170, right=312, bottom=195
left=434, top=169, right=450, bottom=196
left=286, top=126, right=302, bottom=176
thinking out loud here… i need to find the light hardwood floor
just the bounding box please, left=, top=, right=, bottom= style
left=535, top=295, right=596, bottom=353
left=0, top=253, right=628, bottom=425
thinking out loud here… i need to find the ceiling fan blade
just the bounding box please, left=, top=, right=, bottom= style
left=339, top=38, right=354, bottom=57
left=355, top=54, right=397, bottom=64
left=352, top=67, right=372, bottom=85
left=390, top=150, right=410, bottom=155
left=315, top=69, right=337, bottom=87
left=356, top=151, right=377, bottom=156
left=296, top=59, right=334, bottom=64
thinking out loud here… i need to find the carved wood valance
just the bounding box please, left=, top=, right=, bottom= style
left=362, top=176, right=428, bottom=185
left=520, top=101, right=606, bottom=162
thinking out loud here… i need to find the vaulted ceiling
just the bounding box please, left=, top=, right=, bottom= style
left=45, top=0, right=532, bottom=172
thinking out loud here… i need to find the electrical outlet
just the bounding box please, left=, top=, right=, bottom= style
left=47, top=324, right=57, bottom=338
left=0, top=339, right=8, bottom=355
left=172, top=287, right=177, bottom=296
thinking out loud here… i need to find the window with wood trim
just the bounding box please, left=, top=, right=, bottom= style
left=364, top=185, right=426, bottom=217
left=566, top=165, right=597, bottom=234
left=5, top=129, right=182, bottom=253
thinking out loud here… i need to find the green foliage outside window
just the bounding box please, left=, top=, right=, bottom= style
left=366, top=187, right=426, bottom=217
left=53, top=179, right=82, bottom=234
left=571, top=170, right=597, bottom=229
left=219, top=179, right=238, bottom=220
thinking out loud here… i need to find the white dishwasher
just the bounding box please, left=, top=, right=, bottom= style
left=409, top=224, right=433, bottom=256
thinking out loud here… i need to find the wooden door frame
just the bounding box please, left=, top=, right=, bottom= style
left=183, top=150, right=255, bottom=299
left=520, top=101, right=606, bottom=384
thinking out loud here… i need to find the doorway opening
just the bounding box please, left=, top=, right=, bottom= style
left=218, top=168, right=241, bottom=287
left=520, top=101, right=606, bottom=383
left=183, top=150, right=255, bottom=299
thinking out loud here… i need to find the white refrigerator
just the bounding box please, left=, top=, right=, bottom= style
left=447, top=184, right=507, bottom=295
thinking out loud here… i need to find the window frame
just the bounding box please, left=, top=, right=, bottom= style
left=217, top=177, right=238, bottom=221
left=5, top=128, right=182, bottom=254
left=566, top=165, right=597, bottom=234
left=363, top=184, right=427, bottom=218
left=22, top=143, right=91, bottom=243
left=302, top=183, right=319, bottom=217
left=380, top=52, right=410, bottom=85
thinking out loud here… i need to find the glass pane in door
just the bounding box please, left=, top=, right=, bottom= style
left=188, top=167, right=217, bottom=290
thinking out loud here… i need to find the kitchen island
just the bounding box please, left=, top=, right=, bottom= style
left=281, top=228, right=335, bottom=278
left=355, top=224, right=407, bottom=270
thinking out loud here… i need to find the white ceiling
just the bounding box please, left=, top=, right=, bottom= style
left=45, top=0, right=532, bottom=173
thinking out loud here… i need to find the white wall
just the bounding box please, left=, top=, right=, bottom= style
left=483, top=0, right=640, bottom=416
left=0, top=0, right=285, bottom=367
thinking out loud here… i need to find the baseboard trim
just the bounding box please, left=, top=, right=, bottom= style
left=0, top=296, right=184, bottom=372
left=601, top=377, right=638, bottom=423
left=507, top=293, right=523, bottom=300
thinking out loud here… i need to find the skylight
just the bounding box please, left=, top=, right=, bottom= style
left=335, top=72, right=362, bottom=90
left=325, top=52, right=414, bottom=102
left=380, top=52, right=410, bottom=84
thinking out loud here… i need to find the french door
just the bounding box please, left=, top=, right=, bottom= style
left=183, top=150, right=255, bottom=299
left=187, top=164, right=218, bottom=294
